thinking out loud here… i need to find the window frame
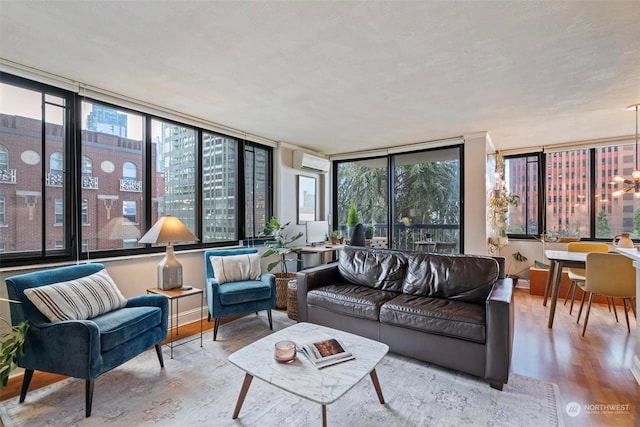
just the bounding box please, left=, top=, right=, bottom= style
left=503, top=152, right=544, bottom=239
left=507, top=147, right=639, bottom=242
left=332, top=144, right=464, bottom=252
left=0, top=73, right=274, bottom=267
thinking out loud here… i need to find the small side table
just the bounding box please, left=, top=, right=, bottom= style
left=414, top=241, right=436, bottom=252
left=146, top=287, right=204, bottom=359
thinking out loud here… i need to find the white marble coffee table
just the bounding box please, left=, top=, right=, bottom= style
left=228, top=322, right=389, bottom=426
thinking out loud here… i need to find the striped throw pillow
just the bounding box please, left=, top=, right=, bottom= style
left=24, top=269, right=127, bottom=322
left=209, top=253, right=262, bottom=284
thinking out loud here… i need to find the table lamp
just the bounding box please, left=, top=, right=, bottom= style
left=138, top=215, right=198, bottom=290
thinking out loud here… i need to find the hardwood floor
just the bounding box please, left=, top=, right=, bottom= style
left=1, top=290, right=638, bottom=426
left=511, top=288, right=638, bottom=426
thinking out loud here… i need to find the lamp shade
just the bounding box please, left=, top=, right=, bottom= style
left=138, top=215, right=198, bottom=245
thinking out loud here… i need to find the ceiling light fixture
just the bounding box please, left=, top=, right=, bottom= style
left=613, top=103, right=640, bottom=198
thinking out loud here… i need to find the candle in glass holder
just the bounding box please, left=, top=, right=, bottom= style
left=274, top=340, right=296, bottom=363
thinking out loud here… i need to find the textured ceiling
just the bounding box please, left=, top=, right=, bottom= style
left=1, top=1, right=639, bottom=155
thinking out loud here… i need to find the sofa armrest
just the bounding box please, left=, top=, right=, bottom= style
left=485, top=277, right=514, bottom=388
left=19, top=320, right=102, bottom=379
left=296, top=263, right=340, bottom=322
left=206, top=277, right=221, bottom=316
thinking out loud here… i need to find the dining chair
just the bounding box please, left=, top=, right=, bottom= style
left=563, top=242, right=609, bottom=315
left=578, top=252, right=637, bottom=337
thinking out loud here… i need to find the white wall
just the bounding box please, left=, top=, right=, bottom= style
left=464, top=132, right=493, bottom=255
left=1, top=250, right=215, bottom=328
left=276, top=143, right=330, bottom=270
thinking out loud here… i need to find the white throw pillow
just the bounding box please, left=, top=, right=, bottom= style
left=209, top=253, right=262, bottom=284
left=24, top=269, right=127, bottom=322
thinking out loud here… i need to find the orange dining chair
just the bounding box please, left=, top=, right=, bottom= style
left=578, top=252, right=637, bottom=337
left=563, top=242, right=609, bottom=315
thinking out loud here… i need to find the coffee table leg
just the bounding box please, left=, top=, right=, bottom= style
left=370, top=369, right=385, bottom=404
left=322, top=404, right=327, bottom=427
left=232, top=373, right=253, bottom=419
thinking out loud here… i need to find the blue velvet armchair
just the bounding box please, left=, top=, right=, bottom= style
left=4, top=263, right=168, bottom=417
left=204, top=248, right=276, bottom=340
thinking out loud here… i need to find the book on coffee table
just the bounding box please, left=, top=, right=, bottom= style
left=299, top=338, right=354, bottom=369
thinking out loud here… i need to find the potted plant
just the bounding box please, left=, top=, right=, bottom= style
left=364, top=225, right=374, bottom=240
left=1, top=298, right=28, bottom=389
left=329, top=229, right=341, bottom=245
left=507, top=251, right=529, bottom=287
left=260, top=217, right=304, bottom=308
left=488, top=152, right=519, bottom=255
left=347, top=201, right=360, bottom=238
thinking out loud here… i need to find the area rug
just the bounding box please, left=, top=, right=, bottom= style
left=0, top=312, right=563, bottom=427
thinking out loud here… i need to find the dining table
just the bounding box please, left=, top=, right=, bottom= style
left=543, top=249, right=588, bottom=328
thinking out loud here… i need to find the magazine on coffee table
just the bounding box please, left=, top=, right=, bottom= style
left=299, top=338, right=355, bottom=368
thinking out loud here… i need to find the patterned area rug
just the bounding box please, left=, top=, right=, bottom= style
left=1, top=312, right=563, bottom=426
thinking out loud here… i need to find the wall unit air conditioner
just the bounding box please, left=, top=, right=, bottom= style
left=293, top=151, right=330, bottom=173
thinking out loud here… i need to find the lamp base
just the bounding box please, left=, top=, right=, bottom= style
left=158, top=245, right=183, bottom=290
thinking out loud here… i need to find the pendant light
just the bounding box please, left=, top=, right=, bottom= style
left=612, top=103, right=640, bottom=198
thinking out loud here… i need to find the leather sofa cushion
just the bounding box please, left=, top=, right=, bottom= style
left=338, top=247, right=407, bottom=292
left=307, top=283, right=399, bottom=320
left=380, top=294, right=486, bottom=343
left=403, top=253, right=499, bottom=304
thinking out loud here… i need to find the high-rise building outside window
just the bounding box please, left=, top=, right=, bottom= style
left=151, top=119, right=196, bottom=236
left=245, top=143, right=270, bottom=239
left=203, top=131, right=238, bottom=242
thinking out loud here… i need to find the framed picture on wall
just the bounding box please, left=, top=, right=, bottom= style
left=297, top=175, right=317, bottom=224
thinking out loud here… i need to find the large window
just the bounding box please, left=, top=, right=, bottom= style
left=335, top=145, right=462, bottom=252
left=507, top=143, right=638, bottom=241
left=81, top=100, right=144, bottom=252
left=0, top=76, right=70, bottom=259
left=0, top=73, right=273, bottom=266
left=336, top=156, right=388, bottom=245
left=504, top=154, right=541, bottom=236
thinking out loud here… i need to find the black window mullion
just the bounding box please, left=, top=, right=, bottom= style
left=143, top=115, right=153, bottom=233
left=70, top=92, right=81, bottom=261
left=459, top=144, right=464, bottom=253
left=39, top=92, right=47, bottom=257
left=387, top=155, right=395, bottom=249
left=195, top=129, right=203, bottom=241
left=239, top=140, right=249, bottom=239
left=538, top=153, right=546, bottom=238
left=589, top=148, right=597, bottom=239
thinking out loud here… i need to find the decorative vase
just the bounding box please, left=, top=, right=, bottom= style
left=613, top=232, right=634, bottom=248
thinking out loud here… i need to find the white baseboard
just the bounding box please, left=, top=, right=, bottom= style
left=173, top=305, right=208, bottom=328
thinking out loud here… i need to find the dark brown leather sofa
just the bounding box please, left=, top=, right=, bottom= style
left=296, top=246, right=514, bottom=390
